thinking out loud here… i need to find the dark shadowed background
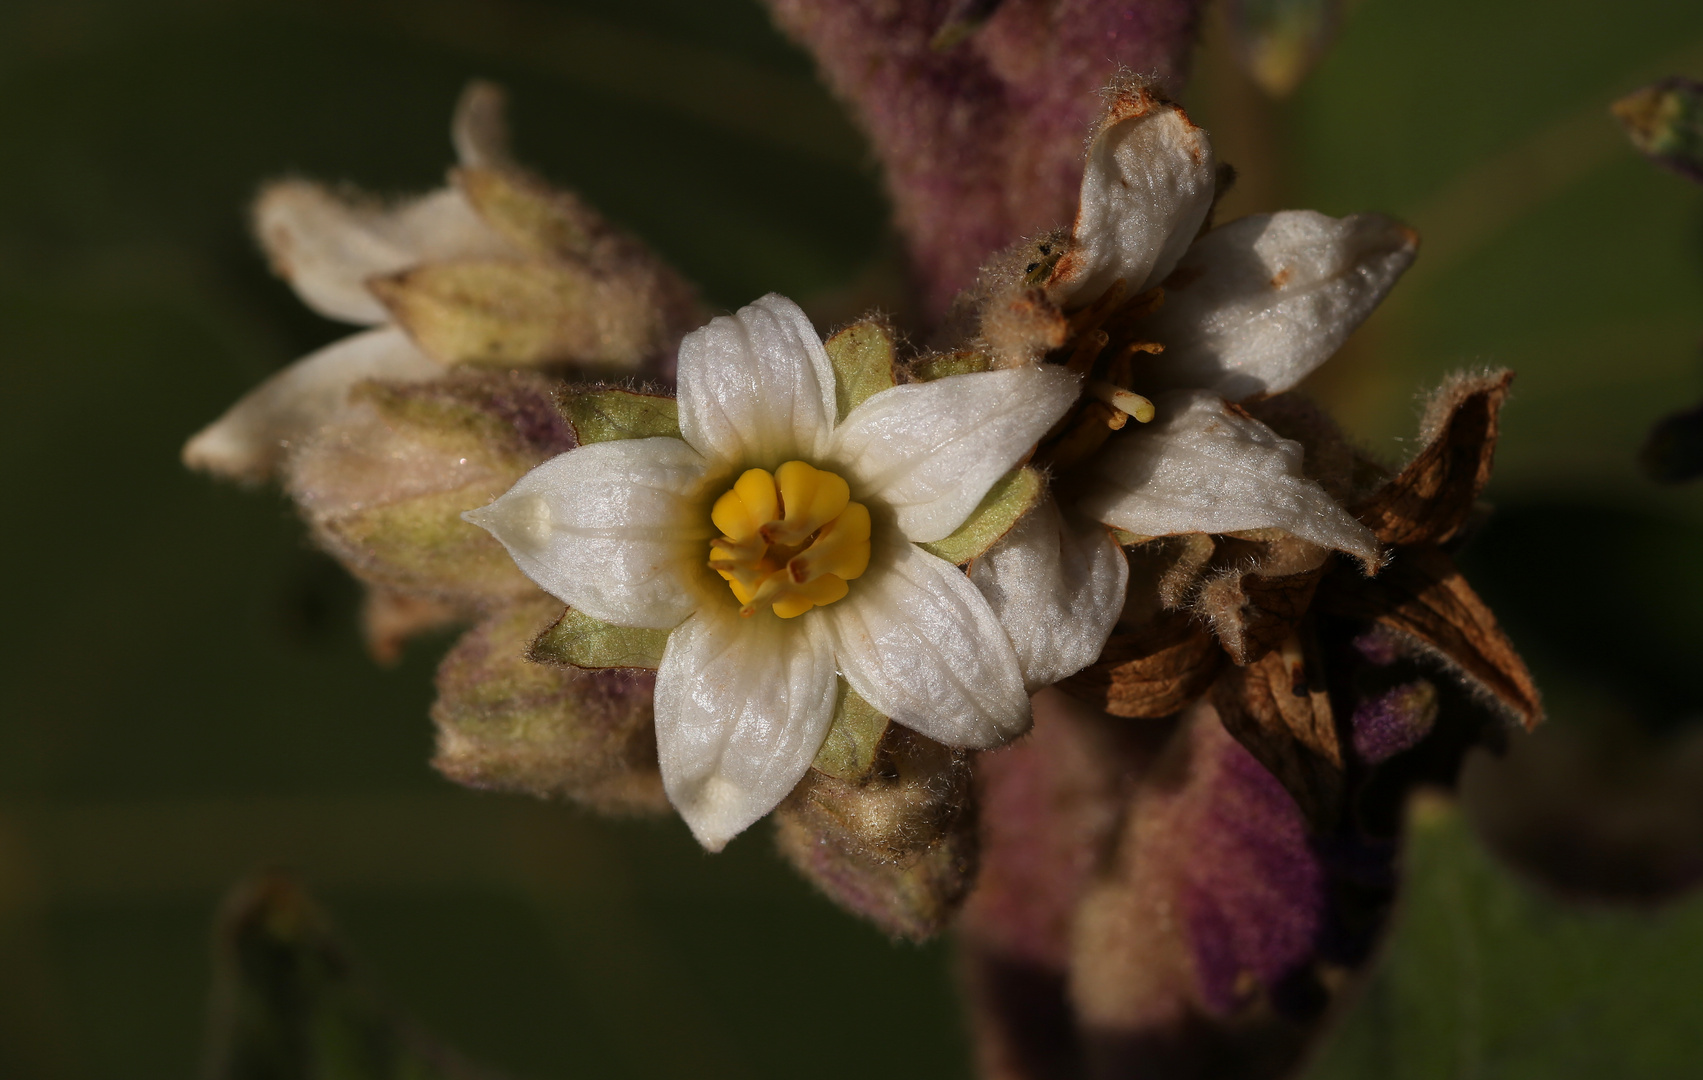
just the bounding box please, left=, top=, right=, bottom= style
left=4, top=0, right=1703, bottom=1076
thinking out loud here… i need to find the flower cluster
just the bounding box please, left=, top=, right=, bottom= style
left=187, top=70, right=1539, bottom=1072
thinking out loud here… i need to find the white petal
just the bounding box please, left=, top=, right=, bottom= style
left=675, top=294, right=837, bottom=467
left=1079, top=390, right=1380, bottom=564
left=451, top=80, right=514, bottom=170
left=182, top=327, right=440, bottom=482
left=654, top=605, right=838, bottom=851
left=827, top=364, right=1080, bottom=543
left=464, top=438, right=713, bottom=629
left=827, top=538, right=1030, bottom=749
left=1140, top=211, right=1419, bottom=401
left=1052, top=94, right=1216, bottom=306
left=254, top=180, right=515, bottom=324
left=970, top=499, right=1129, bottom=692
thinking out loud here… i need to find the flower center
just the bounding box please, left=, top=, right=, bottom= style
left=708, top=461, right=871, bottom=619
left=1036, top=277, right=1162, bottom=469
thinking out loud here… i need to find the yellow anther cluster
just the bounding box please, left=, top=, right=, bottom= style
left=708, top=461, right=872, bottom=618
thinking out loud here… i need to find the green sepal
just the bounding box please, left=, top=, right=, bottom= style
left=454, top=165, right=594, bottom=259
left=912, top=350, right=992, bottom=381
left=823, top=318, right=898, bottom=420
left=1110, top=526, right=1145, bottom=546
left=530, top=606, right=671, bottom=671
left=812, top=680, right=890, bottom=782
left=920, top=467, right=1045, bottom=565
left=368, top=260, right=658, bottom=368
left=321, top=484, right=537, bottom=599
left=350, top=380, right=528, bottom=468
left=556, top=386, right=681, bottom=444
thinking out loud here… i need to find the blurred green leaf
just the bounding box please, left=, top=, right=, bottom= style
left=205, top=874, right=503, bottom=1080
left=1303, top=797, right=1703, bottom=1080
left=1228, top=0, right=1342, bottom=97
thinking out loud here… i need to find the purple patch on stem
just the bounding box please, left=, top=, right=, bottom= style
left=762, top=0, right=1207, bottom=318
left=1178, top=724, right=1326, bottom=1015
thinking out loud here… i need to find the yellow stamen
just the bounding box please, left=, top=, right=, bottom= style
left=706, top=462, right=871, bottom=619
left=1089, top=380, right=1157, bottom=423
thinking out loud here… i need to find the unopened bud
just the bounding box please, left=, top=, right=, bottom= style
left=370, top=259, right=671, bottom=371
left=284, top=370, right=574, bottom=605
left=1614, top=77, right=1703, bottom=185
left=772, top=729, right=979, bottom=939
left=431, top=597, right=665, bottom=814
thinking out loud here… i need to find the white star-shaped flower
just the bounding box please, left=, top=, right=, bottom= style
left=467, top=294, right=1079, bottom=850
left=970, top=84, right=1418, bottom=690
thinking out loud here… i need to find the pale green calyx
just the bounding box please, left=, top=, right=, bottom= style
left=555, top=386, right=681, bottom=444
left=920, top=467, right=1046, bottom=565
left=530, top=606, right=671, bottom=671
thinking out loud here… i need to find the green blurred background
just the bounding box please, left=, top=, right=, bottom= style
left=2, top=0, right=1702, bottom=1076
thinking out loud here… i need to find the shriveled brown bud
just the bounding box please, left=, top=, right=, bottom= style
left=284, top=370, right=574, bottom=606
left=431, top=596, right=665, bottom=815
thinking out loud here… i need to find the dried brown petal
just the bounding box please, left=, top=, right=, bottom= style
left=1194, top=532, right=1330, bottom=665
left=1061, top=609, right=1223, bottom=719
left=1352, top=369, right=1513, bottom=546
left=1152, top=532, right=1220, bottom=609
left=1210, top=637, right=1344, bottom=829
left=1317, top=545, right=1542, bottom=730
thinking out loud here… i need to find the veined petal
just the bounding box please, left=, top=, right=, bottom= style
left=828, top=365, right=1079, bottom=544
left=1050, top=90, right=1216, bottom=306
left=254, top=180, right=516, bottom=324
left=970, top=499, right=1129, bottom=693
left=827, top=537, right=1030, bottom=749
left=654, top=605, right=838, bottom=851
left=182, top=327, right=441, bottom=482
left=676, top=294, right=837, bottom=467
left=1142, top=211, right=1419, bottom=401
left=464, top=437, right=714, bottom=629
left=1079, top=390, right=1380, bottom=565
